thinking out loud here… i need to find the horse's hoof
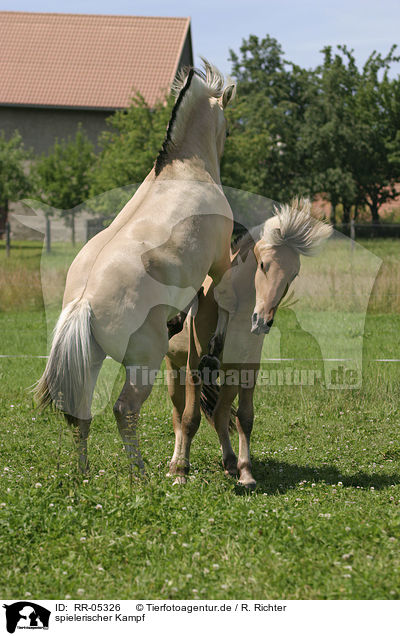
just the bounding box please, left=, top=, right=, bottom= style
left=198, top=354, right=220, bottom=384
left=224, top=467, right=238, bottom=478
left=238, top=479, right=256, bottom=491
left=173, top=475, right=187, bottom=486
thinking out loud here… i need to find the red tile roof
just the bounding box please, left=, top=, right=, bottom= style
left=0, top=12, right=191, bottom=109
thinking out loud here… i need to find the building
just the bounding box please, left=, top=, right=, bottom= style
left=0, top=11, right=193, bottom=153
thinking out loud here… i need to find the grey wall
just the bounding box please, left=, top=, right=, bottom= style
left=0, top=105, right=114, bottom=154
left=178, top=28, right=194, bottom=70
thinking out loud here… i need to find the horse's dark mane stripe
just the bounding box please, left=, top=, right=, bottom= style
left=154, top=68, right=195, bottom=176
left=232, top=228, right=256, bottom=257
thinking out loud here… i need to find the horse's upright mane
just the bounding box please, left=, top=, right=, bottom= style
left=261, top=198, right=333, bottom=255
left=154, top=59, right=226, bottom=176
left=171, top=58, right=225, bottom=99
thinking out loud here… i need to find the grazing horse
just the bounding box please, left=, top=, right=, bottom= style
left=35, top=60, right=236, bottom=474
left=166, top=199, right=332, bottom=487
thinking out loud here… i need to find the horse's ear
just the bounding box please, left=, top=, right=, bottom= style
left=222, top=83, right=236, bottom=109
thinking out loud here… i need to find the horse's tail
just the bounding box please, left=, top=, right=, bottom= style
left=35, top=297, right=93, bottom=417
left=200, top=382, right=237, bottom=432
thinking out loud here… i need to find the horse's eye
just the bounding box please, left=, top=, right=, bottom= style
left=260, top=262, right=264, bottom=271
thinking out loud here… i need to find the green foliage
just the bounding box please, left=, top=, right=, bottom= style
left=35, top=126, right=95, bottom=211
left=223, top=36, right=400, bottom=223
left=34, top=126, right=95, bottom=243
left=90, top=94, right=172, bottom=197
left=222, top=35, right=316, bottom=201
left=297, top=46, right=359, bottom=223
left=0, top=131, right=32, bottom=229
left=352, top=47, right=400, bottom=221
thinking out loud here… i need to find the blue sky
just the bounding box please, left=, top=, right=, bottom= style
left=3, top=0, right=400, bottom=77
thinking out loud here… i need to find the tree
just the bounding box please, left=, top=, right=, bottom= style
left=351, top=47, right=400, bottom=223
left=0, top=131, right=32, bottom=237
left=90, top=94, right=172, bottom=198
left=223, top=36, right=400, bottom=224
left=35, top=126, right=95, bottom=244
left=296, top=46, right=359, bottom=224
left=222, top=35, right=316, bottom=202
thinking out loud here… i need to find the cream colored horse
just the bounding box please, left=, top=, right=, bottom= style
left=166, top=199, right=332, bottom=487
left=36, top=61, right=236, bottom=473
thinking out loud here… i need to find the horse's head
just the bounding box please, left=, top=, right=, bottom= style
left=188, top=58, right=236, bottom=160
left=156, top=59, right=235, bottom=178
left=251, top=198, right=332, bottom=335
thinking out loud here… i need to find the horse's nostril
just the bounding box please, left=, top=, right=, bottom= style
left=267, top=319, right=274, bottom=328
left=252, top=312, right=258, bottom=324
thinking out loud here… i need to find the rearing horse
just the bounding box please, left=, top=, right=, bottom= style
left=35, top=60, right=236, bottom=473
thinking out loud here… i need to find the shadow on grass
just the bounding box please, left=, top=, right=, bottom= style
left=236, top=458, right=400, bottom=495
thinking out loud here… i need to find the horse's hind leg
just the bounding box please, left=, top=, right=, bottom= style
left=65, top=415, right=92, bottom=474
left=113, top=369, right=153, bottom=476
left=64, top=353, right=105, bottom=474
left=165, top=358, right=186, bottom=477
left=236, top=385, right=256, bottom=489
left=168, top=314, right=202, bottom=485
left=113, top=316, right=168, bottom=477
left=212, top=384, right=239, bottom=477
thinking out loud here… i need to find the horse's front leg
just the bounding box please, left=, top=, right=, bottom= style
left=236, top=384, right=257, bottom=489
left=199, top=253, right=237, bottom=379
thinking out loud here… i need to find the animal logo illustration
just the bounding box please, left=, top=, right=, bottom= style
left=3, top=602, right=51, bottom=633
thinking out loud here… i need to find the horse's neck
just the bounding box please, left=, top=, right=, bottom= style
left=156, top=155, right=219, bottom=184
left=231, top=250, right=257, bottom=314
left=159, top=102, right=221, bottom=183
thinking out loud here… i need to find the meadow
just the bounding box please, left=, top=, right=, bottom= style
left=0, top=239, right=399, bottom=600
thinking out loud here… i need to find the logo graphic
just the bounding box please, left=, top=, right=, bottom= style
left=3, top=602, right=50, bottom=634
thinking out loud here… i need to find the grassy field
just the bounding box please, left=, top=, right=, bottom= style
left=0, top=239, right=400, bottom=600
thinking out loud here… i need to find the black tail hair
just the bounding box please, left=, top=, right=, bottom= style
left=200, top=382, right=236, bottom=432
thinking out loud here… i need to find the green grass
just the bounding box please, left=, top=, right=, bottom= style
left=0, top=310, right=400, bottom=599
left=0, top=240, right=400, bottom=599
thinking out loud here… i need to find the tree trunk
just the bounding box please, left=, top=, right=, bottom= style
left=0, top=199, right=9, bottom=239
left=330, top=200, right=337, bottom=226
left=71, top=211, right=75, bottom=246
left=342, top=205, right=351, bottom=224
left=370, top=201, right=380, bottom=225
left=369, top=197, right=381, bottom=225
